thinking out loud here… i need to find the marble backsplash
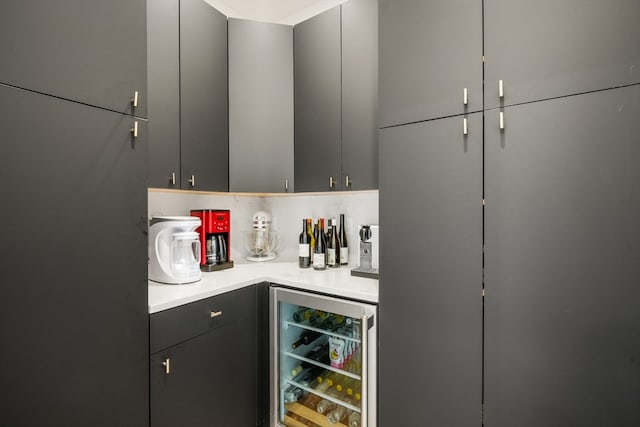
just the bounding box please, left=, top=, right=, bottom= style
left=148, top=189, right=379, bottom=264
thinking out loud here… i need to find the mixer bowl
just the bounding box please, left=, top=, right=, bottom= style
left=242, top=229, right=280, bottom=262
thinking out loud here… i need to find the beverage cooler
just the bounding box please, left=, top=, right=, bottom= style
left=270, top=287, right=377, bottom=427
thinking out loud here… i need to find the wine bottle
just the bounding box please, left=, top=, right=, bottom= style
left=298, top=219, right=311, bottom=268
left=312, top=219, right=327, bottom=270
left=327, top=395, right=359, bottom=424
left=292, top=306, right=312, bottom=323
left=326, top=219, right=339, bottom=268
left=307, top=218, right=315, bottom=253
left=339, top=214, right=349, bottom=265
left=291, top=329, right=322, bottom=349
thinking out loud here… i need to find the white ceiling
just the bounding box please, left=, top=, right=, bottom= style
left=204, top=0, right=348, bottom=25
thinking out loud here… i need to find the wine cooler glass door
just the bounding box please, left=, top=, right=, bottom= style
left=270, top=287, right=377, bottom=427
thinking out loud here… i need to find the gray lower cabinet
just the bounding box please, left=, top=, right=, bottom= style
left=484, top=0, right=640, bottom=109
left=294, top=6, right=342, bottom=192
left=484, top=85, right=640, bottom=427
left=378, top=0, right=483, bottom=128
left=379, top=113, right=483, bottom=426
left=0, top=0, right=147, bottom=117
left=147, top=0, right=228, bottom=191
left=0, top=84, right=148, bottom=427
left=228, top=18, right=294, bottom=193
left=150, top=286, right=257, bottom=427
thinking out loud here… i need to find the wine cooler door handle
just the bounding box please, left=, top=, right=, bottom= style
left=361, top=314, right=370, bottom=427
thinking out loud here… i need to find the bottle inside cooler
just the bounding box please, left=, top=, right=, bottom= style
left=279, top=302, right=364, bottom=427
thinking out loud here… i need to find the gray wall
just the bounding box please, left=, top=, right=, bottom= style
left=228, top=18, right=294, bottom=192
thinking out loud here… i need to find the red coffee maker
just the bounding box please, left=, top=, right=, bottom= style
left=190, top=209, right=234, bottom=272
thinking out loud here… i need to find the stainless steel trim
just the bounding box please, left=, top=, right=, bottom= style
left=361, top=314, right=369, bottom=427
left=210, top=310, right=223, bottom=318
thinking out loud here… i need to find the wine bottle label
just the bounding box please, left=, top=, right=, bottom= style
left=327, top=248, right=336, bottom=265
left=340, top=247, right=349, bottom=264
left=298, top=243, right=310, bottom=257
left=313, top=253, right=326, bottom=268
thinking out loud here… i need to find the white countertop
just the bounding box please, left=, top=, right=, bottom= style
left=148, top=262, right=379, bottom=313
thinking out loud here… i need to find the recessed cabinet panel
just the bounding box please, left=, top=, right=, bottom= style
left=294, top=6, right=342, bottom=192
left=484, top=0, right=640, bottom=109
left=147, top=0, right=180, bottom=188
left=484, top=86, right=640, bottom=426
left=180, top=0, right=228, bottom=191
left=379, top=113, right=483, bottom=426
left=378, top=0, right=483, bottom=128
left=228, top=19, right=294, bottom=193
left=0, top=0, right=147, bottom=116
left=0, top=84, right=148, bottom=426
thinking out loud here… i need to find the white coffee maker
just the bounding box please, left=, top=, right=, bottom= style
left=149, top=216, right=202, bottom=284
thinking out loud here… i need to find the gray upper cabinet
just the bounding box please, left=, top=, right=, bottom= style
left=0, top=0, right=147, bottom=117
left=378, top=0, right=483, bottom=128
left=228, top=19, right=294, bottom=193
left=294, top=6, right=342, bottom=192
left=341, top=0, right=378, bottom=190
left=484, top=0, right=640, bottom=109
left=379, top=113, right=483, bottom=427
left=484, top=85, right=640, bottom=427
left=180, top=0, right=228, bottom=191
left=147, top=0, right=180, bottom=189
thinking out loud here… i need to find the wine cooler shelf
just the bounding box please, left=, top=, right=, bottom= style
left=281, top=308, right=364, bottom=427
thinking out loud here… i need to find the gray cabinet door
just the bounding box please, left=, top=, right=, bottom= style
left=378, top=0, right=483, bottom=128
left=485, top=0, right=640, bottom=109
left=294, top=6, right=342, bottom=192
left=484, top=85, right=640, bottom=427
left=228, top=19, right=294, bottom=193
left=180, top=0, right=228, bottom=191
left=0, top=0, right=147, bottom=117
left=341, top=0, right=378, bottom=190
left=150, top=287, right=257, bottom=427
left=148, top=0, right=180, bottom=189
left=379, top=113, right=483, bottom=426
left=0, top=85, right=148, bottom=427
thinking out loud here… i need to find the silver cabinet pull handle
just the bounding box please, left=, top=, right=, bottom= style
left=329, top=176, right=335, bottom=188
left=345, top=175, right=352, bottom=188
left=131, top=91, right=139, bottom=108
left=463, top=87, right=468, bottom=106
left=499, top=111, right=505, bottom=130
left=210, top=310, right=223, bottom=318
left=170, top=172, right=176, bottom=186
left=162, top=358, right=170, bottom=375
left=130, top=121, right=138, bottom=138
left=499, top=80, right=504, bottom=98
left=285, top=179, right=289, bottom=192
left=463, top=117, right=468, bottom=135
left=188, top=175, right=196, bottom=187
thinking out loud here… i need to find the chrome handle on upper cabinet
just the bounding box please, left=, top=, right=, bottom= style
left=130, top=121, right=139, bottom=138
left=285, top=179, right=289, bottom=192
left=499, top=80, right=504, bottom=98
left=170, top=172, right=176, bottom=186
left=329, top=176, right=335, bottom=189
left=210, top=310, right=223, bottom=318
left=345, top=175, right=352, bottom=188
left=499, top=111, right=505, bottom=130
left=463, top=88, right=468, bottom=106
left=463, top=117, right=468, bottom=135
left=162, top=358, right=170, bottom=375
left=131, top=91, right=139, bottom=108
left=188, top=175, right=196, bottom=187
